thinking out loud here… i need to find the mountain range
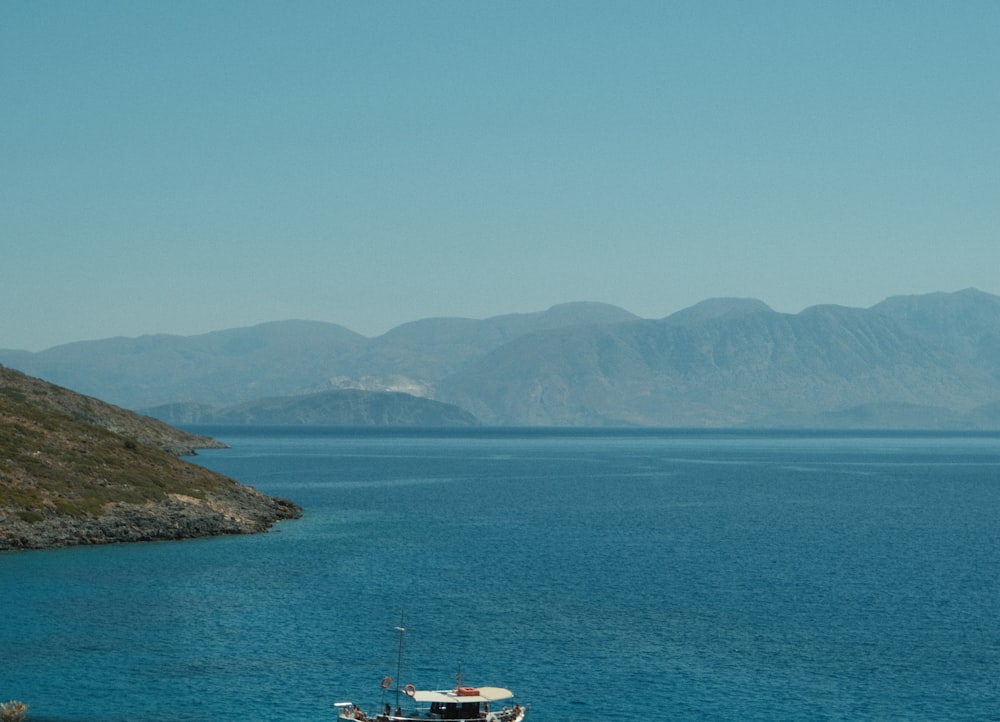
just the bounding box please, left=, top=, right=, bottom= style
left=3, top=290, right=1000, bottom=429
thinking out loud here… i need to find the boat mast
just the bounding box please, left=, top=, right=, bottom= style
left=394, top=612, right=406, bottom=709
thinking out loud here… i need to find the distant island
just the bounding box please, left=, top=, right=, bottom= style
left=0, top=365, right=301, bottom=551
left=145, top=388, right=480, bottom=427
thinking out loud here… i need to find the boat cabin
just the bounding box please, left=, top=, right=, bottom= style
left=414, top=686, right=520, bottom=721
left=337, top=684, right=525, bottom=721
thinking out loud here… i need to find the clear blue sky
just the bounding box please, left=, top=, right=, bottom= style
left=3, top=1, right=999, bottom=351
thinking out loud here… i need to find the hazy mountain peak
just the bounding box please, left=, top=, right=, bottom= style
left=373, top=302, right=636, bottom=349
left=662, top=297, right=773, bottom=325
left=872, top=287, right=1000, bottom=315
left=868, top=289, right=1000, bottom=360
left=797, top=303, right=869, bottom=319
left=534, top=301, right=639, bottom=320
left=487, top=301, right=639, bottom=329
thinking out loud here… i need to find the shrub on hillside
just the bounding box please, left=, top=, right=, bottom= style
left=0, top=700, right=27, bottom=722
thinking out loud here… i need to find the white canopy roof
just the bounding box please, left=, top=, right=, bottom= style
left=411, top=687, right=515, bottom=704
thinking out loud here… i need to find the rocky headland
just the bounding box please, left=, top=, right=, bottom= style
left=1, top=364, right=301, bottom=551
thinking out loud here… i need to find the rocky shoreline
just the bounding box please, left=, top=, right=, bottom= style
left=0, top=485, right=301, bottom=551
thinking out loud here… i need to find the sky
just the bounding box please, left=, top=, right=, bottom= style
left=3, top=1, right=999, bottom=351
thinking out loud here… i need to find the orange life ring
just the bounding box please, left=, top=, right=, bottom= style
left=404, top=684, right=416, bottom=697
left=381, top=676, right=392, bottom=689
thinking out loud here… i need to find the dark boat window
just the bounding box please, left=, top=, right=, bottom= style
left=429, top=701, right=482, bottom=720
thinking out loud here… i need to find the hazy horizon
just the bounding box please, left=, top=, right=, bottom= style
left=4, top=2, right=999, bottom=351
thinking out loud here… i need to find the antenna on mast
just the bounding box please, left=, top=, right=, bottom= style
left=394, top=611, right=406, bottom=709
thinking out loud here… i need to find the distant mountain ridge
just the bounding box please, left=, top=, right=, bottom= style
left=1, top=303, right=633, bottom=411
left=3, top=291, right=1000, bottom=429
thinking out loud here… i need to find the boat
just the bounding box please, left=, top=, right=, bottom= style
left=334, top=683, right=527, bottom=722
left=334, top=618, right=527, bottom=722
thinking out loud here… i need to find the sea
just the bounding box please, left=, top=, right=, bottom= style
left=2, top=427, right=999, bottom=722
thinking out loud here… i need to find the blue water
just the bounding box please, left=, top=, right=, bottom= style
left=3, top=428, right=1000, bottom=721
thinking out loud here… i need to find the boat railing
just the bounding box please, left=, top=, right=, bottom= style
left=341, top=702, right=526, bottom=722
left=347, top=708, right=524, bottom=722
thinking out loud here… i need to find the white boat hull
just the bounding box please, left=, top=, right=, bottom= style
left=338, top=706, right=527, bottom=722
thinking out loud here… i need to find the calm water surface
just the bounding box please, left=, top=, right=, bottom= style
left=3, top=429, right=999, bottom=721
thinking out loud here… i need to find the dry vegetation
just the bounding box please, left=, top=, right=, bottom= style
left=0, top=700, right=27, bottom=722
left=1, top=386, right=231, bottom=517
left=1, top=365, right=300, bottom=550
left=0, top=364, right=224, bottom=455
